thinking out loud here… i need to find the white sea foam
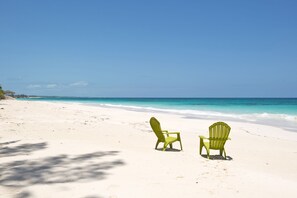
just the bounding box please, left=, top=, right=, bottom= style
left=93, top=103, right=297, bottom=132
left=28, top=96, right=43, bottom=99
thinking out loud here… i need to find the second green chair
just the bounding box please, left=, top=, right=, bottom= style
left=199, top=122, right=231, bottom=159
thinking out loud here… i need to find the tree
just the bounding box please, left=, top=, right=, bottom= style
left=0, top=84, right=5, bottom=99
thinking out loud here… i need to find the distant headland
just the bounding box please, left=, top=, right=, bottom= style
left=0, top=84, right=30, bottom=100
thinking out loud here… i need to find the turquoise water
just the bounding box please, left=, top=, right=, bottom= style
left=20, top=97, right=297, bottom=115
left=20, top=97, right=297, bottom=131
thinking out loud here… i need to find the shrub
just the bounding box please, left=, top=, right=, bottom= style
left=0, top=85, right=5, bottom=99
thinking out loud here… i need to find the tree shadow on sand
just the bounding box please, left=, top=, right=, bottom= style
left=14, top=191, right=31, bottom=198
left=0, top=140, right=21, bottom=146
left=0, top=141, right=47, bottom=158
left=0, top=151, right=125, bottom=187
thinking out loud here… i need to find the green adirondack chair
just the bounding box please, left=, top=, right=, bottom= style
left=150, top=117, right=183, bottom=151
left=199, top=122, right=231, bottom=159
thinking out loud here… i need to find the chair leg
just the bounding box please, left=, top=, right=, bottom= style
left=199, top=138, right=206, bottom=155
left=220, top=149, right=223, bottom=156
left=206, top=148, right=210, bottom=159
left=169, top=143, right=173, bottom=149
left=223, top=149, right=227, bottom=159
left=199, top=140, right=203, bottom=155
left=179, top=140, right=183, bottom=151
left=163, top=143, right=168, bottom=151
left=155, top=140, right=160, bottom=149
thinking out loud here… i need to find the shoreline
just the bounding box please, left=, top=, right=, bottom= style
left=89, top=103, right=297, bottom=132
left=1, top=100, right=297, bottom=197
left=29, top=99, right=297, bottom=133
left=17, top=97, right=297, bottom=132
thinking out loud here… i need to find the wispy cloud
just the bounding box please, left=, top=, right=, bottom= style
left=69, top=81, right=88, bottom=87
left=46, top=84, right=58, bottom=88
left=27, top=84, right=42, bottom=89
left=27, top=81, right=88, bottom=90
left=27, top=84, right=58, bottom=89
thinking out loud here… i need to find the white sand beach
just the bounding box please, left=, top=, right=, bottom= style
left=1, top=100, right=297, bottom=198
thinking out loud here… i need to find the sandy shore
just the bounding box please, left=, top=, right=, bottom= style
left=0, top=100, right=297, bottom=198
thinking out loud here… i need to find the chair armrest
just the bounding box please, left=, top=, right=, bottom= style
left=166, top=132, right=180, bottom=134
left=163, top=131, right=181, bottom=138
left=199, top=135, right=208, bottom=140
left=162, top=130, right=169, bottom=137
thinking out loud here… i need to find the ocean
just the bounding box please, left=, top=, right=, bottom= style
left=20, top=97, right=297, bottom=131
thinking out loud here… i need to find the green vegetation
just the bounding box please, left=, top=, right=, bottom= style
left=0, top=85, right=27, bottom=99
left=0, top=85, right=5, bottom=99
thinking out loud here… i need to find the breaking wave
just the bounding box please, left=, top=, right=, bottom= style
left=93, top=103, right=297, bottom=131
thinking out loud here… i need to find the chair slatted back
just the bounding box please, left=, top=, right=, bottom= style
left=209, top=122, right=231, bottom=149
left=150, top=117, right=165, bottom=142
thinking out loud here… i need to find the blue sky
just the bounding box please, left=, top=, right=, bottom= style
left=1, top=0, right=297, bottom=97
